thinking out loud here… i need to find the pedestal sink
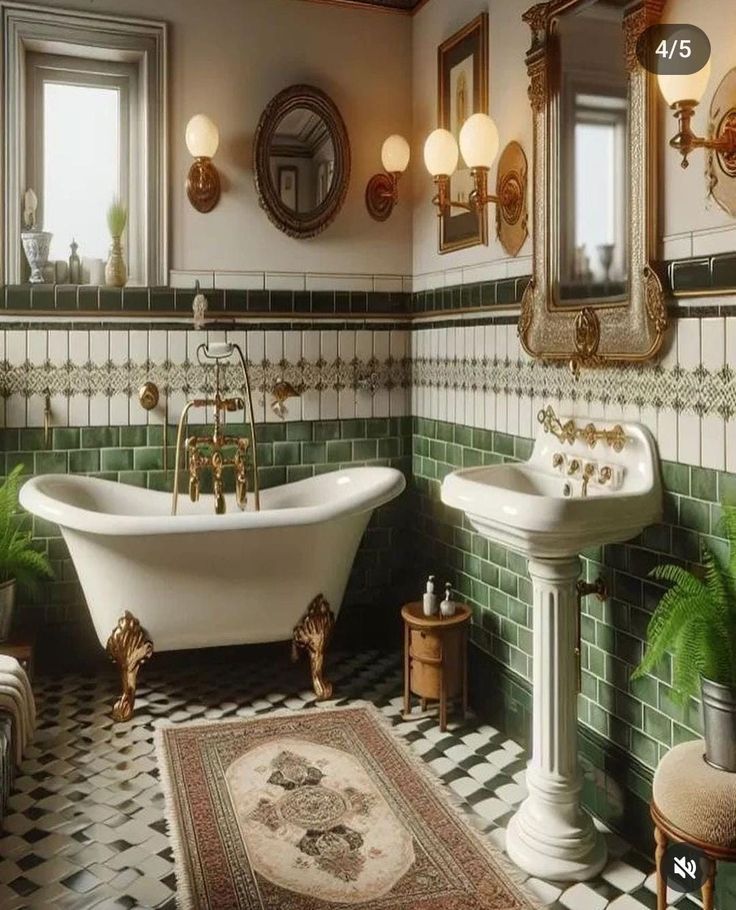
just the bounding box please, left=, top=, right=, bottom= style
left=441, top=408, right=662, bottom=881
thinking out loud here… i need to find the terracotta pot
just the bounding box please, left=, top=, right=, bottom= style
left=0, top=578, right=17, bottom=642
left=105, top=236, right=127, bottom=287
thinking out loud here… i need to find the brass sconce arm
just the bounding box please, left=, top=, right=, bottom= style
left=431, top=165, right=524, bottom=230
left=669, top=100, right=736, bottom=169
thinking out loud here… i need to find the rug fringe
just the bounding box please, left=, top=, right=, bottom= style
left=154, top=701, right=544, bottom=910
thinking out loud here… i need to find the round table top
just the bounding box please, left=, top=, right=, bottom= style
left=401, top=601, right=471, bottom=629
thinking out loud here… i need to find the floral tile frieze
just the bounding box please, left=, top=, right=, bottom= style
left=411, top=357, right=736, bottom=420
left=0, top=357, right=412, bottom=400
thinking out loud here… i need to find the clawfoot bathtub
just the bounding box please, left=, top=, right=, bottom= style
left=20, top=466, right=405, bottom=720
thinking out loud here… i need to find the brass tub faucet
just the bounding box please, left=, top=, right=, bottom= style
left=172, top=343, right=260, bottom=516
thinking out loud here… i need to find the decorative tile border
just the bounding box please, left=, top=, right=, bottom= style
left=669, top=251, right=736, bottom=295
left=0, top=356, right=411, bottom=400
left=411, top=356, right=736, bottom=420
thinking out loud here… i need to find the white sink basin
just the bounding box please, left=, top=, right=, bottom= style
left=440, top=412, right=662, bottom=881
left=441, top=419, right=662, bottom=558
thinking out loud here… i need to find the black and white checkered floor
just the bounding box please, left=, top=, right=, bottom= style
left=0, top=649, right=706, bottom=909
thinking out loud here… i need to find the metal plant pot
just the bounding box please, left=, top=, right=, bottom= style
left=0, top=578, right=16, bottom=643
left=701, top=676, right=736, bottom=772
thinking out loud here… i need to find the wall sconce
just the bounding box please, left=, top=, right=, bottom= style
left=659, top=61, right=736, bottom=170
left=185, top=114, right=221, bottom=213
left=423, top=114, right=526, bottom=237
left=365, top=135, right=410, bottom=221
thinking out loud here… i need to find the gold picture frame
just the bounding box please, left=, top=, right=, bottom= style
left=518, top=0, right=668, bottom=372
left=437, top=13, right=489, bottom=254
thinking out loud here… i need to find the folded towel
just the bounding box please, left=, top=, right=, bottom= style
left=0, top=656, right=35, bottom=764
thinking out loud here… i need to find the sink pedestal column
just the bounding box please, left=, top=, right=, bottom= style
left=506, top=555, right=607, bottom=881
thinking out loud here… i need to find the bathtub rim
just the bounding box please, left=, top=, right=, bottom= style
left=19, top=466, right=406, bottom=537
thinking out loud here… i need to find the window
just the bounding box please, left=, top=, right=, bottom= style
left=26, top=53, right=137, bottom=273
left=2, top=4, right=167, bottom=284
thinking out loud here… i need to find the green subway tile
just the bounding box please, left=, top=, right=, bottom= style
left=100, top=448, right=134, bottom=472
left=147, top=471, right=174, bottom=492
left=34, top=451, right=68, bottom=473
left=52, top=428, right=80, bottom=450
left=472, top=428, right=494, bottom=451
left=302, top=442, right=326, bottom=464
left=82, top=427, right=119, bottom=449
left=454, top=426, right=473, bottom=447
left=69, top=449, right=100, bottom=474
left=367, top=418, right=389, bottom=438
left=258, top=423, right=287, bottom=443
left=120, top=426, right=148, bottom=447
left=644, top=706, right=672, bottom=745
left=273, top=442, right=300, bottom=465
left=287, top=465, right=313, bottom=482
left=258, top=466, right=286, bottom=489
left=499, top=569, right=518, bottom=598
left=630, top=729, right=658, bottom=767
left=6, top=453, right=34, bottom=474
left=314, top=421, right=341, bottom=441
left=327, top=440, right=352, bottom=463
left=719, top=470, right=736, bottom=505
left=118, top=471, right=148, bottom=488
left=679, top=497, right=710, bottom=534
left=462, top=448, right=483, bottom=468
left=0, top=429, right=20, bottom=450
left=493, top=432, right=514, bottom=457
left=20, top=428, right=46, bottom=451
left=133, top=448, right=163, bottom=471
left=662, top=461, right=690, bottom=496
left=691, top=466, right=718, bottom=502
left=340, top=420, right=365, bottom=439
left=354, top=439, right=378, bottom=461
left=286, top=422, right=312, bottom=442
left=378, top=437, right=399, bottom=458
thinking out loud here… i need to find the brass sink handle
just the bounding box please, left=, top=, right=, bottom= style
left=581, top=463, right=596, bottom=497
left=538, top=405, right=627, bottom=452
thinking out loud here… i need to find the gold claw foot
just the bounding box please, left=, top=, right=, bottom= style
left=291, top=595, right=335, bottom=700
left=106, top=611, right=154, bottom=722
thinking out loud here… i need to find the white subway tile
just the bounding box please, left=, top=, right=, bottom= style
left=69, top=331, right=89, bottom=365
left=27, top=330, right=46, bottom=365
left=373, top=388, right=389, bottom=418
left=6, top=331, right=26, bottom=366
left=302, top=331, right=320, bottom=363
left=170, top=270, right=214, bottom=289
left=48, top=330, right=68, bottom=366
left=338, top=389, right=356, bottom=421
left=321, top=389, right=338, bottom=420
left=89, top=394, right=109, bottom=426
left=283, top=331, right=301, bottom=365
left=506, top=256, right=533, bottom=278
left=68, top=395, right=90, bottom=427
left=109, top=393, right=128, bottom=425
left=677, top=412, right=701, bottom=467
left=662, top=232, right=692, bottom=260
left=355, top=330, right=373, bottom=362
left=109, top=331, right=128, bottom=366
left=89, top=331, right=109, bottom=366
left=692, top=225, right=736, bottom=257
left=264, top=331, right=283, bottom=365
left=701, top=318, right=725, bottom=371
left=264, top=273, right=304, bottom=292
left=6, top=395, right=26, bottom=427
left=306, top=274, right=372, bottom=292
left=215, top=271, right=264, bottom=290
left=373, top=276, right=404, bottom=294
left=677, top=319, right=700, bottom=371
left=373, top=331, right=389, bottom=362
left=129, top=330, right=148, bottom=365
left=50, top=394, right=68, bottom=428
left=656, top=408, right=678, bottom=461
left=321, top=331, right=338, bottom=362
left=148, top=330, right=167, bottom=364
left=701, top=415, right=725, bottom=471
left=302, top=390, right=320, bottom=421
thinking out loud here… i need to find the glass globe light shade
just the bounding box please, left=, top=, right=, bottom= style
left=423, top=129, right=459, bottom=177
left=459, top=113, right=500, bottom=169
left=186, top=114, right=220, bottom=159
left=381, top=135, right=411, bottom=174
left=658, top=59, right=711, bottom=108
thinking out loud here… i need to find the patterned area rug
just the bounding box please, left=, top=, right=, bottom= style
left=156, top=704, right=538, bottom=909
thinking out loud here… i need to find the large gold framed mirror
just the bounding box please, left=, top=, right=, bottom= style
left=519, top=0, right=668, bottom=371
left=253, top=84, right=350, bottom=240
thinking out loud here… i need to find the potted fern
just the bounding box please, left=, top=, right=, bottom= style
left=632, top=506, right=736, bottom=771
left=0, top=466, right=53, bottom=641
left=105, top=198, right=128, bottom=287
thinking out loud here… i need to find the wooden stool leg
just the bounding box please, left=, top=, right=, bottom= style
left=403, top=623, right=410, bottom=717
left=654, top=825, right=667, bottom=910
left=461, top=627, right=468, bottom=719
left=421, top=698, right=427, bottom=712
left=702, top=860, right=716, bottom=910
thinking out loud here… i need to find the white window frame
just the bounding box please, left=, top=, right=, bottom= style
left=1, top=2, right=167, bottom=285
left=27, top=53, right=139, bottom=278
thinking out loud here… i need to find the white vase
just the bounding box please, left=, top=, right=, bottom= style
left=21, top=231, right=53, bottom=284
left=0, top=578, right=17, bottom=642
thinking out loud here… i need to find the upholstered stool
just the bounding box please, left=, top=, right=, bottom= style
left=652, top=740, right=736, bottom=910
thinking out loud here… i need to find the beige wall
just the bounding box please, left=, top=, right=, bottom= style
left=34, top=0, right=413, bottom=279
left=411, top=0, right=736, bottom=283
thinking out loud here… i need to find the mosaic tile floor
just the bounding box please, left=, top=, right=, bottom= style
left=0, top=648, right=707, bottom=909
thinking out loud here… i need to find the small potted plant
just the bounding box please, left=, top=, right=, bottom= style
left=105, top=197, right=128, bottom=287
left=632, top=506, right=736, bottom=771
left=0, top=466, right=53, bottom=641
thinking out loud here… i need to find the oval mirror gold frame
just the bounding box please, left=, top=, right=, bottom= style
left=253, top=84, right=351, bottom=239
left=518, top=0, right=668, bottom=372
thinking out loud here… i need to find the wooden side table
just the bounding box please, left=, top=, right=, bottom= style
left=0, top=625, right=36, bottom=681
left=402, top=601, right=470, bottom=732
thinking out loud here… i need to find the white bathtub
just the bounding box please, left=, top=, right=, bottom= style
left=20, top=466, right=405, bottom=653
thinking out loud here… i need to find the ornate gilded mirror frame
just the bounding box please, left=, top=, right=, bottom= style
left=519, top=0, right=668, bottom=371
left=253, top=84, right=351, bottom=240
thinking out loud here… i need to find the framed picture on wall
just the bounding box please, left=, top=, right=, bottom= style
left=437, top=12, right=489, bottom=253
left=278, top=166, right=299, bottom=212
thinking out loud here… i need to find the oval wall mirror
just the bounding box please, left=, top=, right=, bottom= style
left=253, top=85, right=351, bottom=239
